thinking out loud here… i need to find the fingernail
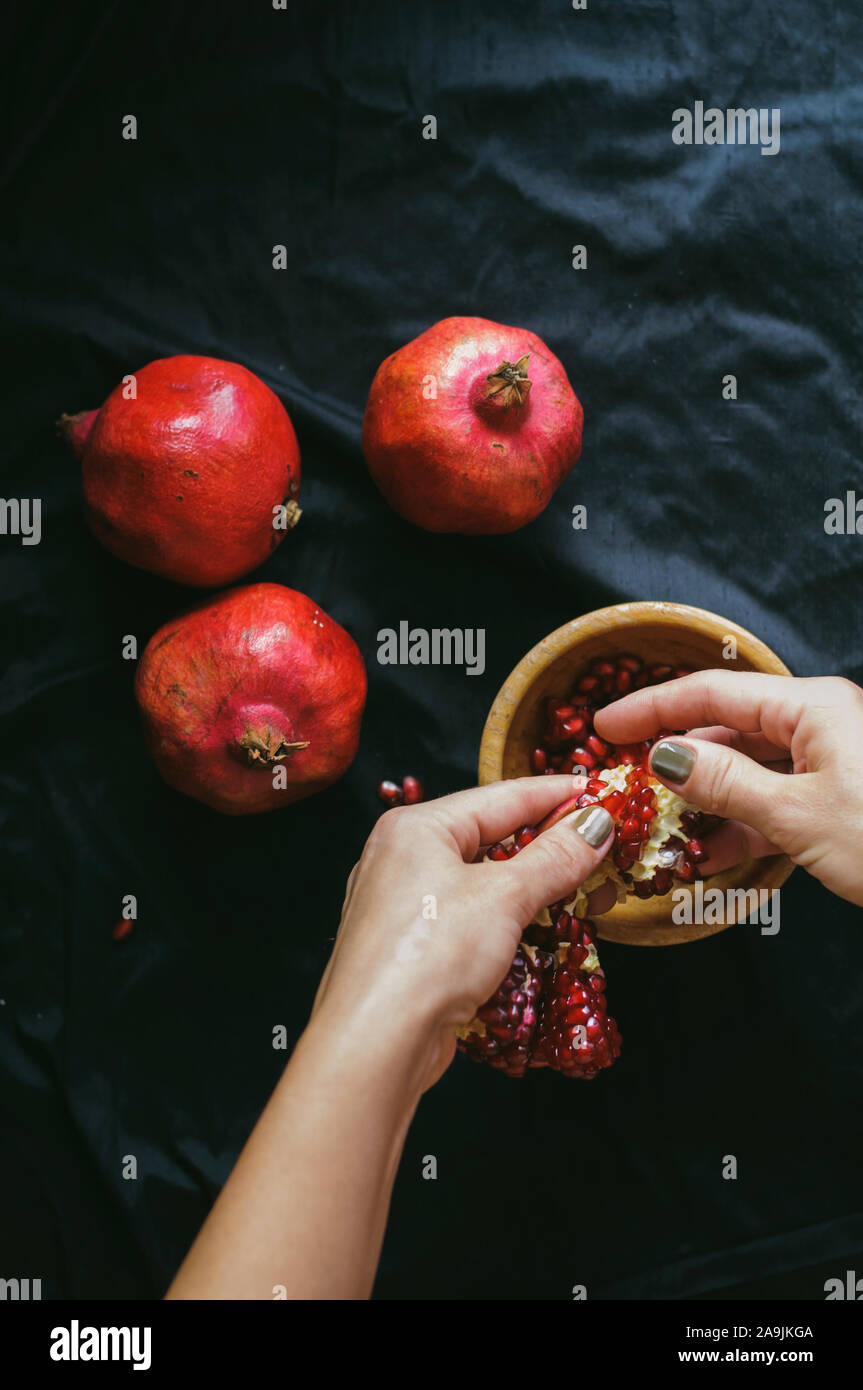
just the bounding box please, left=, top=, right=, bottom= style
left=651, top=740, right=695, bottom=785
left=570, top=804, right=614, bottom=848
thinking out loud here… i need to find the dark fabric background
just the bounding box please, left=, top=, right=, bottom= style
left=1, top=0, right=862, bottom=1301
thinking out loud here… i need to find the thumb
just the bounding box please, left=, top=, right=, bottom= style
left=500, top=803, right=615, bottom=921
left=649, top=737, right=796, bottom=842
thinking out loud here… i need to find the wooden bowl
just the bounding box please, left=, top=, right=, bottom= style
left=478, top=601, right=795, bottom=946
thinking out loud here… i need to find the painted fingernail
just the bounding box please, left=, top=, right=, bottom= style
left=650, top=740, right=695, bottom=785
left=570, top=804, right=614, bottom=848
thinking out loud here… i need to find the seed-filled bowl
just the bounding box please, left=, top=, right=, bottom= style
left=478, top=601, right=795, bottom=946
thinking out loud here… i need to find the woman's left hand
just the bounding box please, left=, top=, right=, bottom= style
left=311, top=774, right=614, bottom=1094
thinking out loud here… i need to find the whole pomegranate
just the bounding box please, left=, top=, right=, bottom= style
left=60, top=356, right=301, bottom=586
left=135, top=583, right=366, bottom=814
left=362, top=316, right=583, bottom=533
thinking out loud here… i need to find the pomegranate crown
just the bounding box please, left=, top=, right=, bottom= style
left=486, top=354, right=531, bottom=408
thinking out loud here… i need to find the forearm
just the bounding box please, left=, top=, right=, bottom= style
left=166, top=1002, right=430, bottom=1300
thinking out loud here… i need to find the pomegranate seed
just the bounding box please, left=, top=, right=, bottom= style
left=675, top=861, right=697, bottom=882
left=576, top=675, right=599, bottom=692
left=621, top=816, right=642, bottom=839
left=402, top=775, right=424, bottom=804
left=649, top=663, right=673, bottom=680
left=652, top=868, right=673, bottom=895
left=614, top=669, right=633, bottom=693
left=377, top=779, right=403, bottom=807
left=531, top=747, right=548, bottom=773
left=572, top=749, right=597, bottom=769
left=616, top=655, right=642, bottom=673
left=633, top=881, right=653, bottom=899
left=486, top=844, right=510, bottom=861
left=514, top=826, right=537, bottom=850
left=112, top=919, right=134, bottom=942
left=576, top=793, right=600, bottom=808
left=562, top=716, right=587, bottom=737
left=686, top=838, right=708, bottom=863
left=586, top=734, right=608, bottom=757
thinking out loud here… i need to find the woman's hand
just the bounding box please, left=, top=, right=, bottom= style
left=311, top=774, right=614, bottom=1094
left=167, top=774, right=613, bottom=1300
left=594, top=671, right=863, bottom=907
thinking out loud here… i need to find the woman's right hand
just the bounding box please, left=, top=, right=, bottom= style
left=594, top=671, right=863, bottom=907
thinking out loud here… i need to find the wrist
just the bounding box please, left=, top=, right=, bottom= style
left=298, top=992, right=439, bottom=1111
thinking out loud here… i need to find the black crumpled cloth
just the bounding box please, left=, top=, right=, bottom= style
left=1, top=0, right=861, bottom=1300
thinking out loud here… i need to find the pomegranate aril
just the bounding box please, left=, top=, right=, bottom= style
left=550, top=702, right=575, bottom=720
left=514, top=826, right=537, bottom=851
left=530, top=747, right=548, bottom=774
left=649, top=663, right=673, bottom=680
left=562, top=716, right=587, bottom=737
left=486, top=843, right=511, bottom=862
left=652, top=868, right=673, bottom=895
left=576, top=675, right=599, bottom=692
left=686, top=838, right=708, bottom=863
left=614, top=669, right=633, bottom=693
left=621, top=816, right=642, bottom=839
left=575, top=792, right=600, bottom=808
left=572, top=748, right=597, bottom=769
left=586, top=734, right=608, bottom=757
left=402, top=775, right=424, bottom=804
left=377, top=779, right=403, bottom=807
left=633, top=881, right=653, bottom=899
left=616, top=655, right=642, bottom=673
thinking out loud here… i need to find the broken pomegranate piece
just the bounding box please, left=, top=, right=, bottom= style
left=535, top=930, right=622, bottom=1079
left=456, top=944, right=551, bottom=1078
left=458, top=918, right=620, bottom=1080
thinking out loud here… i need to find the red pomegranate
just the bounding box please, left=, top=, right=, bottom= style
left=59, top=356, right=301, bottom=587
left=135, top=583, right=366, bottom=814
left=362, top=316, right=583, bottom=533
